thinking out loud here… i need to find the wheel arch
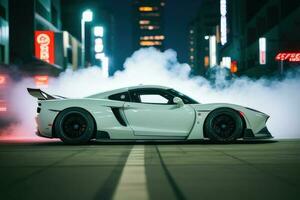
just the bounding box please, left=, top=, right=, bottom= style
left=202, top=107, right=246, bottom=138
left=52, top=106, right=98, bottom=138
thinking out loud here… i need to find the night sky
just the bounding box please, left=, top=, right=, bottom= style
left=62, top=0, right=203, bottom=72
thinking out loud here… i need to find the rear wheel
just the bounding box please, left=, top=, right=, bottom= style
left=204, top=108, right=244, bottom=143
left=55, top=108, right=95, bottom=144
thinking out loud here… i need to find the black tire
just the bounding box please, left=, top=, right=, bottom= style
left=204, top=108, right=244, bottom=143
left=54, top=107, right=95, bottom=144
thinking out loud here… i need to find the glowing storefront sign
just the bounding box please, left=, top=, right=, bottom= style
left=0, top=75, right=6, bottom=85
left=275, top=53, right=300, bottom=62
left=34, top=31, right=55, bottom=64
left=259, top=37, right=266, bottom=65
left=34, top=75, right=49, bottom=87
left=220, top=0, right=227, bottom=45
left=0, top=100, right=7, bottom=112
left=209, top=36, right=217, bottom=67
left=221, top=57, right=231, bottom=68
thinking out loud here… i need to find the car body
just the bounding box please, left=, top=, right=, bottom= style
left=28, top=85, right=272, bottom=144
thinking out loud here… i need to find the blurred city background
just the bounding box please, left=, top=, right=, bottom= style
left=0, top=0, right=299, bottom=115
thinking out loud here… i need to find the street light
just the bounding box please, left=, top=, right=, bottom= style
left=81, top=9, right=93, bottom=67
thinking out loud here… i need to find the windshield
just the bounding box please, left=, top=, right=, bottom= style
left=167, top=89, right=199, bottom=104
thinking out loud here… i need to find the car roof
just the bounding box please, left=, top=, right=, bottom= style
left=87, top=85, right=171, bottom=99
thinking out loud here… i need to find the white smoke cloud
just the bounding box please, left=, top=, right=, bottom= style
left=1, top=47, right=300, bottom=139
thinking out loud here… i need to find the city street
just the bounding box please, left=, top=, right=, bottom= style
left=0, top=139, right=300, bottom=200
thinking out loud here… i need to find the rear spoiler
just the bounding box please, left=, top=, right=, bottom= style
left=27, top=88, right=56, bottom=100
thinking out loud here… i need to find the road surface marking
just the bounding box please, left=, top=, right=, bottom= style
left=113, top=145, right=149, bottom=200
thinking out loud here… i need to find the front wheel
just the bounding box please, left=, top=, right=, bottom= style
left=55, top=108, right=95, bottom=144
left=204, top=108, right=244, bottom=143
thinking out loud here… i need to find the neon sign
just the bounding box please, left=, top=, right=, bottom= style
left=220, top=0, right=227, bottom=45
left=34, top=75, right=49, bottom=87
left=34, top=31, right=55, bottom=64
left=275, top=53, right=300, bottom=62
left=259, top=38, right=266, bottom=65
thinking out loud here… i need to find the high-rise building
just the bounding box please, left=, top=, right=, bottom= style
left=242, top=0, right=300, bottom=75
left=190, top=0, right=300, bottom=77
left=188, top=0, right=220, bottom=76
left=8, top=0, right=82, bottom=76
left=132, top=0, right=165, bottom=51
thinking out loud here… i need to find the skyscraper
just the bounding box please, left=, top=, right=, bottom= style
left=188, top=0, right=220, bottom=76
left=132, top=0, right=165, bottom=51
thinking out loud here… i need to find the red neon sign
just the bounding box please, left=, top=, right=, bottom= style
left=275, top=53, right=300, bottom=62
left=0, top=75, right=6, bottom=85
left=34, top=31, right=55, bottom=64
left=0, top=100, right=7, bottom=112
left=34, top=75, right=49, bottom=87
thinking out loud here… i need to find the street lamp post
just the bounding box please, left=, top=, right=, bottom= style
left=81, top=9, right=93, bottom=67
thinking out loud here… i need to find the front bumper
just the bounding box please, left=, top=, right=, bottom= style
left=243, top=127, right=273, bottom=139
left=36, top=130, right=52, bottom=138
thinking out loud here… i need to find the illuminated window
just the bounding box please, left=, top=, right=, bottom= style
left=140, top=25, right=160, bottom=30
left=154, top=35, right=164, bottom=40
left=139, top=7, right=158, bottom=12
left=141, top=12, right=160, bottom=17
left=204, top=56, right=209, bottom=67
left=140, top=35, right=164, bottom=40
left=139, top=20, right=150, bottom=25
left=140, top=41, right=162, bottom=46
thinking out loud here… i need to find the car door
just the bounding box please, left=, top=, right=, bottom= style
left=123, top=88, right=195, bottom=137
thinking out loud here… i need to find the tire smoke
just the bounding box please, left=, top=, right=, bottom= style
left=1, top=48, right=300, bottom=139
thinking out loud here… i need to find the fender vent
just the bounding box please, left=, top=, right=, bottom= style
left=111, top=107, right=127, bottom=126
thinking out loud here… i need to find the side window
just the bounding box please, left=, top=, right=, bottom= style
left=130, top=89, right=174, bottom=104
left=108, top=92, right=130, bottom=102
left=140, top=94, right=169, bottom=104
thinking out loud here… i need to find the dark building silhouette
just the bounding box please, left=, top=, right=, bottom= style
left=188, top=0, right=219, bottom=76
left=189, top=0, right=300, bottom=77
left=8, top=0, right=63, bottom=75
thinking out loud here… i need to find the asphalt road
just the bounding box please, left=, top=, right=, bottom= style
left=0, top=139, right=300, bottom=200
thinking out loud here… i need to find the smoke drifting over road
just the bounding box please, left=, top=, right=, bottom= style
left=1, top=48, right=300, bottom=139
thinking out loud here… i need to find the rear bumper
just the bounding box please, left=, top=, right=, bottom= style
left=243, top=127, right=273, bottom=139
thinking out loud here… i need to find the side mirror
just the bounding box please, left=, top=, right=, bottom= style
left=173, top=97, right=184, bottom=107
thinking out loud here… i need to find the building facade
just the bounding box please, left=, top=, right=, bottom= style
left=132, top=0, right=165, bottom=51
left=241, top=0, right=300, bottom=75
left=189, top=0, right=300, bottom=77
left=8, top=0, right=81, bottom=76
left=188, top=0, right=220, bottom=76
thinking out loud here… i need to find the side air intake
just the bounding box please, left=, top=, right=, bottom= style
left=111, top=107, right=127, bottom=126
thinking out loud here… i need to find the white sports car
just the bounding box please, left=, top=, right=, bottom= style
left=28, top=85, right=272, bottom=144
